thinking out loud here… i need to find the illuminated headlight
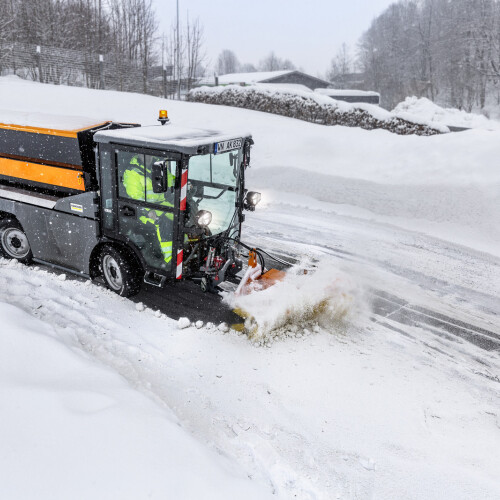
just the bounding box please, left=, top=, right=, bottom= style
left=244, top=191, right=261, bottom=211
left=196, top=210, right=212, bottom=227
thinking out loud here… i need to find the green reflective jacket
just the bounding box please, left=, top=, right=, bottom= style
left=123, top=160, right=175, bottom=220
left=123, top=158, right=175, bottom=264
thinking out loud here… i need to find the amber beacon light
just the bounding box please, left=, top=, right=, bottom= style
left=158, top=109, right=169, bottom=125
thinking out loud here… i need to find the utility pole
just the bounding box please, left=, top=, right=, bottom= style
left=176, top=0, right=181, bottom=100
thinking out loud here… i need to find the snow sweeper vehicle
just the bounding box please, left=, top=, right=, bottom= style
left=0, top=110, right=287, bottom=301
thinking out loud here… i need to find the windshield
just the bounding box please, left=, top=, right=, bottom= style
left=187, top=149, right=241, bottom=235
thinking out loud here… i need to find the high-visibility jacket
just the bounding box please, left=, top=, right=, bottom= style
left=123, top=157, right=175, bottom=264
left=123, top=157, right=175, bottom=210
left=138, top=214, right=173, bottom=264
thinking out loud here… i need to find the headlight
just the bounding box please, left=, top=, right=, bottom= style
left=196, top=210, right=212, bottom=227
left=244, top=191, right=261, bottom=211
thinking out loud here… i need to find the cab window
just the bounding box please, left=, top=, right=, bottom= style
left=116, top=150, right=176, bottom=206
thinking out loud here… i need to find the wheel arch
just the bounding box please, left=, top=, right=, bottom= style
left=0, top=210, right=20, bottom=225
left=89, top=239, right=144, bottom=279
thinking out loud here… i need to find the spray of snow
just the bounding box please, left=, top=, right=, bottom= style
left=224, top=259, right=367, bottom=340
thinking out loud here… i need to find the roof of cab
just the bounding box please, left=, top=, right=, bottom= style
left=93, top=124, right=252, bottom=155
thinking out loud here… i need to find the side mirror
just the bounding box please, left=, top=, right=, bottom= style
left=152, top=161, right=167, bottom=193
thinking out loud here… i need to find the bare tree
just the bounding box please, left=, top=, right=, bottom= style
left=239, top=62, right=257, bottom=72
left=185, top=16, right=206, bottom=90
left=327, top=43, right=353, bottom=86
left=259, top=51, right=281, bottom=71
left=259, top=51, right=295, bottom=71
left=281, top=59, right=296, bottom=70
left=107, top=0, right=158, bottom=92
left=216, top=49, right=239, bottom=75
left=0, top=2, right=15, bottom=61
left=358, top=0, right=500, bottom=110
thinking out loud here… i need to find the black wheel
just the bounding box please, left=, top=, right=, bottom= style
left=0, top=219, right=33, bottom=264
left=99, top=245, right=142, bottom=297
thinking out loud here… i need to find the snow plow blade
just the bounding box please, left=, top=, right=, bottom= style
left=231, top=270, right=287, bottom=333
left=227, top=254, right=357, bottom=339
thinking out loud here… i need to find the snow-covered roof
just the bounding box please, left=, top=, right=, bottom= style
left=0, top=109, right=107, bottom=133
left=218, top=70, right=294, bottom=85
left=315, top=89, right=380, bottom=97
left=94, top=124, right=251, bottom=154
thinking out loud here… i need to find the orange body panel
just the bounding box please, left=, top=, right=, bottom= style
left=0, top=121, right=109, bottom=139
left=0, top=157, right=85, bottom=191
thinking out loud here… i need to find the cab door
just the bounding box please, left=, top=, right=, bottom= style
left=113, top=148, right=180, bottom=276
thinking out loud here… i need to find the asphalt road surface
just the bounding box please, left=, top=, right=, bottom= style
left=35, top=258, right=500, bottom=352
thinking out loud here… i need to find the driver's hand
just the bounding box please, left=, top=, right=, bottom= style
left=148, top=210, right=159, bottom=222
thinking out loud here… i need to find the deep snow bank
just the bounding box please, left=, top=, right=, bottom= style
left=0, top=298, right=274, bottom=500
left=188, top=84, right=448, bottom=135
left=393, top=96, right=500, bottom=130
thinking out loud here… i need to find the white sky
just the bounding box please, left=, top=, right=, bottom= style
left=153, top=0, right=396, bottom=76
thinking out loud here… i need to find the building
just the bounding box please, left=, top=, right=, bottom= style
left=315, top=88, right=380, bottom=105
left=215, top=70, right=330, bottom=91
left=329, top=72, right=367, bottom=90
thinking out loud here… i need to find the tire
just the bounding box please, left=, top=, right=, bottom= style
left=99, top=245, right=142, bottom=297
left=0, top=219, right=33, bottom=264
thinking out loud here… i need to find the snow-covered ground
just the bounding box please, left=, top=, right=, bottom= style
left=393, top=96, right=500, bottom=131
left=0, top=298, right=273, bottom=500
left=1, top=76, right=499, bottom=499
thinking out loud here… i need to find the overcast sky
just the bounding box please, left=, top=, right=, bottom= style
left=153, top=0, right=396, bottom=75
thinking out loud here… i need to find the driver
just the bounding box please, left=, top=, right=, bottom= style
left=123, top=155, right=175, bottom=265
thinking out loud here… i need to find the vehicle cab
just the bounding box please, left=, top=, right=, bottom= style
left=93, top=113, right=257, bottom=294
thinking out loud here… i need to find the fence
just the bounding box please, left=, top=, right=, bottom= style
left=0, top=41, right=192, bottom=98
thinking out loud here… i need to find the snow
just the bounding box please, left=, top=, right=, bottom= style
left=0, top=299, right=273, bottom=500
left=0, top=77, right=499, bottom=499
left=178, top=316, right=191, bottom=329
left=315, top=88, right=380, bottom=97
left=190, top=84, right=450, bottom=133
left=0, top=109, right=103, bottom=131
left=393, top=96, right=500, bottom=130
left=0, top=256, right=498, bottom=499
left=194, top=82, right=381, bottom=115
left=94, top=123, right=251, bottom=151
left=0, top=101, right=103, bottom=132
left=226, top=259, right=364, bottom=338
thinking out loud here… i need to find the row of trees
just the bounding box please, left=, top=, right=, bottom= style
left=0, top=0, right=156, bottom=65
left=0, top=0, right=206, bottom=93
left=0, top=0, right=296, bottom=91
left=358, top=0, right=500, bottom=110
left=216, top=49, right=296, bottom=75
left=4, top=0, right=500, bottom=110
